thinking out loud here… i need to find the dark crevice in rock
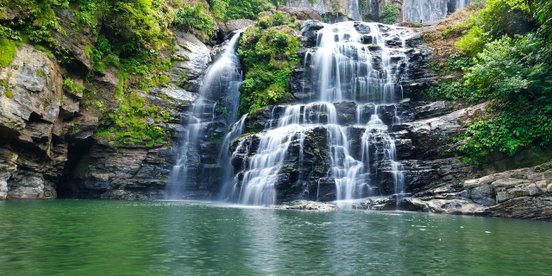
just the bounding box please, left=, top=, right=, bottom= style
left=57, top=137, right=95, bottom=198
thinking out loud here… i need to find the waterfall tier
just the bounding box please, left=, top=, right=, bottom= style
left=226, top=22, right=418, bottom=206
left=166, top=32, right=244, bottom=199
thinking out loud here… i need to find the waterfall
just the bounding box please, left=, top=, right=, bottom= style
left=314, top=22, right=407, bottom=207
left=228, top=21, right=411, bottom=206
left=166, top=32, right=243, bottom=199
left=348, top=0, right=361, bottom=21
left=217, top=114, right=248, bottom=200
left=402, top=0, right=473, bottom=24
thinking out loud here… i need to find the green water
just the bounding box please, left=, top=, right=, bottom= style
left=0, top=201, right=550, bottom=275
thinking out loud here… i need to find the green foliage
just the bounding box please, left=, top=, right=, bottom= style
left=454, top=0, right=534, bottom=58
left=427, top=0, right=552, bottom=164
left=208, top=0, right=229, bottom=21
left=422, top=80, right=478, bottom=102
left=109, top=1, right=172, bottom=51
left=173, top=3, right=215, bottom=39
left=74, top=0, right=107, bottom=31
left=476, top=0, right=531, bottom=37
left=464, top=35, right=546, bottom=101
left=0, top=0, right=70, bottom=47
left=225, top=0, right=274, bottom=20
left=0, top=38, right=16, bottom=67
left=382, top=3, right=398, bottom=25
left=238, top=12, right=300, bottom=114
left=458, top=34, right=552, bottom=164
left=430, top=52, right=472, bottom=75
left=531, top=0, right=552, bottom=42
left=208, top=0, right=281, bottom=21
left=63, top=78, right=85, bottom=95
left=458, top=110, right=552, bottom=164
left=455, top=26, right=489, bottom=56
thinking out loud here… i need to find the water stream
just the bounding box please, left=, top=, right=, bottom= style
left=166, top=32, right=243, bottom=199
left=229, top=22, right=412, bottom=206
left=403, top=0, right=473, bottom=23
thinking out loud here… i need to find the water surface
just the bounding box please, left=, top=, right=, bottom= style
left=0, top=200, right=550, bottom=275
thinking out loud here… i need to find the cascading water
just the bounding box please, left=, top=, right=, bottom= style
left=228, top=21, right=412, bottom=207
left=403, top=0, right=473, bottom=23
left=348, top=0, right=361, bottom=21
left=166, top=32, right=243, bottom=199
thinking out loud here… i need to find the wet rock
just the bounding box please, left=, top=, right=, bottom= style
left=301, top=20, right=325, bottom=47
left=351, top=197, right=393, bottom=210
left=279, top=200, right=336, bottom=211
left=53, top=9, right=96, bottom=71
left=231, top=126, right=330, bottom=203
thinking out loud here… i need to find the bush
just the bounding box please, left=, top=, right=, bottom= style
left=382, top=3, right=398, bottom=25
left=422, top=80, right=478, bottom=102
left=238, top=12, right=300, bottom=114
left=428, top=0, right=552, bottom=164
left=455, top=26, right=489, bottom=56
left=173, top=3, right=215, bottom=39
left=457, top=34, right=552, bottom=164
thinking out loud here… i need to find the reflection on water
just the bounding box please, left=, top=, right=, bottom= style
left=0, top=200, right=551, bottom=275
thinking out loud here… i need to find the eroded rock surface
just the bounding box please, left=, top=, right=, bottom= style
left=354, top=163, right=552, bottom=221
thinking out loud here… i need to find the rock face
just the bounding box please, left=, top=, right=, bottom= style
left=277, top=6, right=323, bottom=21
left=58, top=31, right=210, bottom=200
left=0, top=29, right=211, bottom=200
left=356, top=163, right=552, bottom=221
left=285, top=0, right=363, bottom=20
left=0, top=45, right=65, bottom=199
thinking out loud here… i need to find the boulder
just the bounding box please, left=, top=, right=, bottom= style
left=220, top=19, right=255, bottom=34
left=278, top=6, right=322, bottom=21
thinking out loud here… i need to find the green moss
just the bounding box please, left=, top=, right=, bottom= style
left=4, top=89, right=14, bottom=99
left=237, top=12, right=301, bottom=114
left=0, top=39, right=17, bottom=67
left=94, top=75, right=172, bottom=148
left=63, top=78, right=85, bottom=95
left=36, top=68, right=46, bottom=77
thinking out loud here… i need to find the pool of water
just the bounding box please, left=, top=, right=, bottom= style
left=0, top=200, right=550, bottom=275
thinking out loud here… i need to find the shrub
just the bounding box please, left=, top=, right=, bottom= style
left=173, top=3, right=215, bottom=39
left=457, top=34, right=552, bottom=164
left=455, top=26, right=489, bottom=56
left=382, top=3, right=398, bottom=25
left=238, top=12, right=300, bottom=114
